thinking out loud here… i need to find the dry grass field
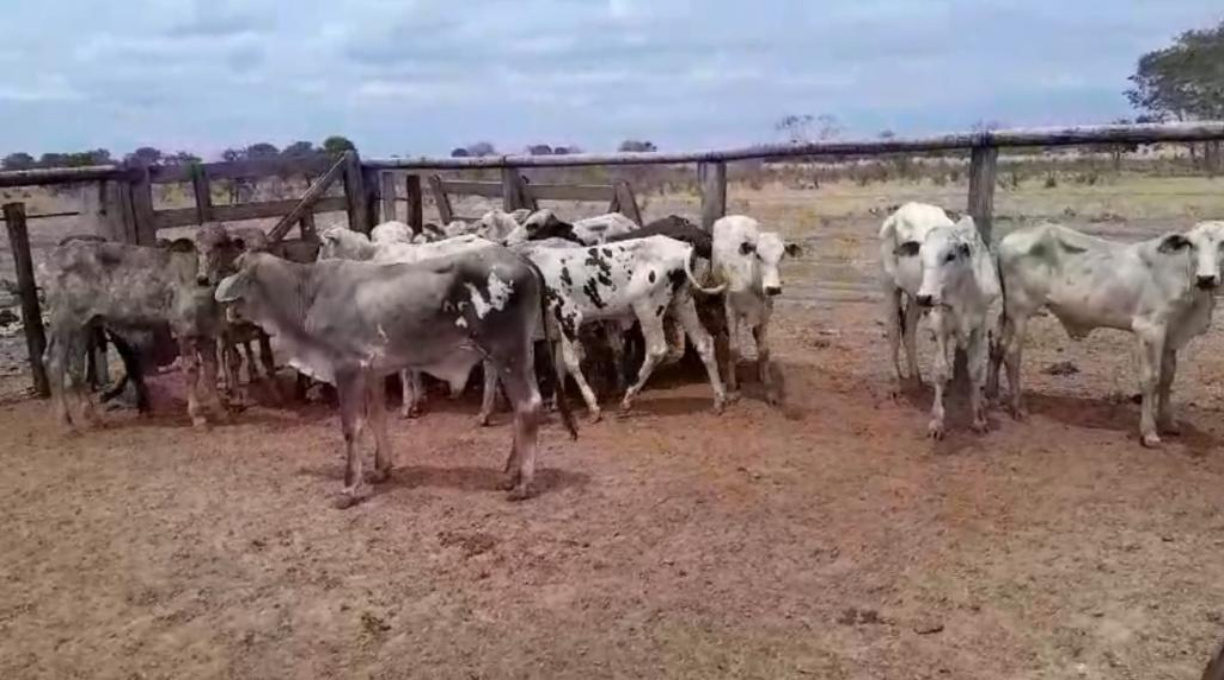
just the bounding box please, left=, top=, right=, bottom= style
left=1, top=166, right=1223, bottom=679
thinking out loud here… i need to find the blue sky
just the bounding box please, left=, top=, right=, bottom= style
left=0, top=0, right=1219, bottom=159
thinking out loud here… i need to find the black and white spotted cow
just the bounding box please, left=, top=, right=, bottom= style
left=523, top=236, right=727, bottom=421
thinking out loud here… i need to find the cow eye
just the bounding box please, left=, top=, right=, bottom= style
left=944, top=252, right=957, bottom=263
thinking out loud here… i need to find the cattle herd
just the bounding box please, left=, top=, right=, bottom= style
left=30, top=202, right=1224, bottom=507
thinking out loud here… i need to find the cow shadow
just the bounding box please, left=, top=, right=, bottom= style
left=1019, top=391, right=1221, bottom=455
left=296, top=462, right=590, bottom=498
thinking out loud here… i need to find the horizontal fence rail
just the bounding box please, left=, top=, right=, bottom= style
left=365, top=122, right=1224, bottom=170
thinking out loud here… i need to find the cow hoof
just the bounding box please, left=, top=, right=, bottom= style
left=590, top=409, right=604, bottom=424
left=971, top=419, right=990, bottom=435
left=1010, top=406, right=1029, bottom=421
left=332, top=494, right=361, bottom=510
left=476, top=414, right=492, bottom=427
left=366, top=468, right=392, bottom=484
left=191, top=416, right=208, bottom=429
left=1141, top=433, right=1162, bottom=448
left=726, top=391, right=742, bottom=404
left=712, top=399, right=726, bottom=415
left=927, top=421, right=945, bottom=440
left=1159, top=420, right=1182, bottom=436
left=506, top=486, right=532, bottom=502
left=498, top=474, right=520, bottom=492
left=766, top=393, right=781, bottom=407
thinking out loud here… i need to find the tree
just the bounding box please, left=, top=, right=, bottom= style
left=245, top=143, right=280, bottom=159
left=1126, top=21, right=1224, bottom=122
left=775, top=114, right=840, bottom=143
left=281, top=141, right=317, bottom=157
left=878, top=130, right=897, bottom=140
left=322, top=135, right=356, bottom=157
left=221, top=148, right=245, bottom=162
left=450, top=147, right=470, bottom=158
left=2, top=152, right=36, bottom=170
left=527, top=144, right=553, bottom=155
left=124, top=147, right=164, bottom=167
left=465, top=141, right=496, bottom=157
left=163, top=151, right=201, bottom=165
left=552, top=146, right=573, bottom=155
left=618, top=139, right=657, bottom=152
left=39, top=152, right=69, bottom=168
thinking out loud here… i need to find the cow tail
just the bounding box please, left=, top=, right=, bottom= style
left=525, top=260, right=578, bottom=440
left=684, top=250, right=725, bottom=295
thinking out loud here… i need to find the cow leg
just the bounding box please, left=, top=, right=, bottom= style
left=197, top=337, right=227, bottom=420
left=366, top=379, right=394, bottom=484
left=334, top=369, right=369, bottom=509
left=559, top=337, right=600, bottom=422
left=674, top=293, right=726, bottom=413
left=46, top=330, right=75, bottom=428
left=1001, top=311, right=1030, bottom=420
left=928, top=320, right=951, bottom=440
left=902, top=295, right=923, bottom=385
left=885, top=286, right=905, bottom=385
left=968, top=328, right=990, bottom=434
left=478, top=359, right=499, bottom=426
left=180, top=337, right=207, bottom=428
left=605, top=326, right=628, bottom=392
left=723, top=295, right=741, bottom=400
left=220, top=339, right=241, bottom=397
left=240, top=341, right=258, bottom=382
left=752, top=318, right=777, bottom=406
left=622, top=303, right=671, bottom=412
left=1136, top=325, right=1166, bottom=447
left=398, top=369, right=419, bottom=419
left=498, top=363, right=543, bottom=501
left=1157, top=349, right=1181, bottom=436
left=257, top=331, right=281, bottom=403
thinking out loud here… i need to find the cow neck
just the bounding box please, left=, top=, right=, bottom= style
left=249, top=258, right=319, bottom=342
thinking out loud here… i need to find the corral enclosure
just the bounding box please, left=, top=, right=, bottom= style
left=3, top=125, right=1224, bottom=678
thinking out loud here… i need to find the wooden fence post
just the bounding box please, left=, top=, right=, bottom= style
left=299, top=213, right=317, bottom=242
left=699, top=161, right=727, bottom=231
left=968, top=145, right=999, bottom=244
left=611, top=180, right=643, bottom=225
left=342, top=152, right=371, bottom=234
left=405, top=174, right=424, bottom=233
left=501, top=168, right=537, bottom=212
left=102, top=179, right=137, bottom=243
left=428, top=174, right=455, bottom=224
left=380, top=172, right=397, bottom=223
left=130, top=167, right=157, bottom=245
left=3, top=202, right=49, bottom=397
left=191, top=165, right=213, bottom=224
left=362, top=164, right=380, bottom=231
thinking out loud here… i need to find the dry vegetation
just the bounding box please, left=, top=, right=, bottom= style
left=1, top=150, right=1223, bottom=679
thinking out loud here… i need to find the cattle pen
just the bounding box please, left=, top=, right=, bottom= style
left=4, top=122, right=1224, bottom=679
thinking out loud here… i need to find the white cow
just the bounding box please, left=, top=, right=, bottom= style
left=371, top=220, right=414, bottom=245
left=878, top=202, right=957, bottom=386
left=992, top=221, right=1224, bottom=447
left=879, top=204, right=1000, bottom=438
left=318, top=227, right=498, bottom=418
left=710, top=216, right=802, bottom=405
left=525, top=236, right=726, bottom=421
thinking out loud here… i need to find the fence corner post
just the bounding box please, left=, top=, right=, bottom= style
left=699, top=161, right=727, bottom=231
left=2, top=202, right=49, bottom=397
left=405, top=174, right=424, bottom=233
left=968, top=145, right=999, bottom=245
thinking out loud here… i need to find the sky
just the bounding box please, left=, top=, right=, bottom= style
left=0, top=0, right=1220, bottom=160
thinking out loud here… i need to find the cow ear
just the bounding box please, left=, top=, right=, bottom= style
left=894, top=241, right=920, bottom=257
left=957, top=242, right=971, bottom=258
left=739, top=241, right=757, bottom=256
left=168, top=238, right=195, bottom=253
left=784, top=242, right=802, bottom=257
left=1158, top=233, right=1191, bottom=253
left=215, top=270, right=248, bottom=302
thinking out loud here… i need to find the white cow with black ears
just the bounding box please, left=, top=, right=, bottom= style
left=710, top=215, right=802, bottom=405
left=992, top=220, right=1224, bottom=447
left=879, top=203, right=1000, bottom=438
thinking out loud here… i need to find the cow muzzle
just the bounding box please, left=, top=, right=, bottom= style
left=916, top=294, right=936, bottom=308
left=764, top=286, right=782, bottom=297
left=197, top=275, right=211, bottom=286
left=1197, top=275, right=1219, bottom=291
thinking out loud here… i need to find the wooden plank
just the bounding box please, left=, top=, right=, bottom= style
left=380, top=172, right=397, bottom=223
left=299, top=212, right=317, bottom=243
left=3, top=203, right=49, bottom=397
left=130, top=167, right=157, bottom=245
left=147, top=155, right=335, bottom=184
left=267, top=151, right=351, bottom=242
left=154, top=196, right=349, bottom=230
left=528, top=183, right=616, bottom=202
left=439, top=180, right=504, bottom=199
left=102, top=179, right=136, bottom=243
left=427, top=174, right=455, bottom=224
left=699, top=161, right=727, bottom=231
left=361, top=164, right=380, bottom=232
left=404, top=174, right=423, bottom=233
left=967, top=145, right=999, bottom=244
left=611, top=180, right=643, bottom=225
left=363, top=121, right=1224, bottom=170
left=191, top=165, right=213, bottom=224
left=0, top=165, right=124, bottom=188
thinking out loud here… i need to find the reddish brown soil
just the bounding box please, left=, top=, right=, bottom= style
left=2, top=299, right=1223, bottom=680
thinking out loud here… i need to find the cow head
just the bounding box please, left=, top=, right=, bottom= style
left=741, top=231, right=801, bottom=297
left=916, top=227, right=974, bottom=308
left=1171, top=221, right=1224, bottom=291
left=318, top=226, right=375, bottom=261
left=194, top=223, right=233, bottom=286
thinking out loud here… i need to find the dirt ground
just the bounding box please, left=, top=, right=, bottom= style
left=2, top=175, right=1224, bottom=678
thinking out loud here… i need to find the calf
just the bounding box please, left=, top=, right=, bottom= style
left=879, top=202, right=957, bottom=386
left=711, top=215, right=802, bottom=405
left=215, top=248, right=577, bottom=506
left=992, top=221, right=1224, bottom=446
left=525, top=236, right=726, bottom=421
left=40, top=239, right=226, bottom=427
left=879, top=205, right=1000, bottom=437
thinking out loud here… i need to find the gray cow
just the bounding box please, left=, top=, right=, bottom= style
left=41, top=239, right=227, bottom=428
left=215, top=247, right=578, bottom=507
